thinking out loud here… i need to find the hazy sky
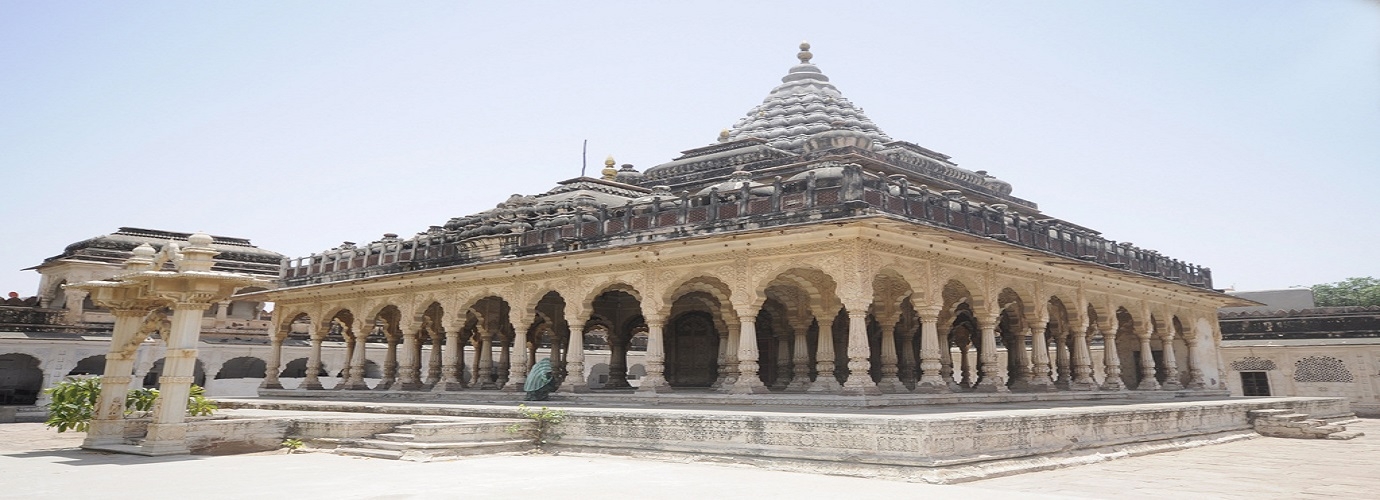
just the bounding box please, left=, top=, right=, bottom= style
left=2, top=1, right=1377, bottom=295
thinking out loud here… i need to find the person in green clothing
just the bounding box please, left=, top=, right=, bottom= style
left=524, top=358, right=558, bottom=401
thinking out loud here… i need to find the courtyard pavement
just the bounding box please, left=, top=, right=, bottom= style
left=0, top=418, right=1375, bottom=499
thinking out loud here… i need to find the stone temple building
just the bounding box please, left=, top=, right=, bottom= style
left=245, top=43, right=1252, bottom=400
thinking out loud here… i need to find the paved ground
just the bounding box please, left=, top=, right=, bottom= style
left=0, top=418, right=1375, bottom=499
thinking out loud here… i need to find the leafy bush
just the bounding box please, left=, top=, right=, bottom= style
left=506, top=403, right=565, bottom=448
left=43, top=377, right=217, bottom=433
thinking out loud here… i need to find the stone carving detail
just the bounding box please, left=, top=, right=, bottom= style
left=1293, top=356, right=1354, bottom=383
left=1230, top=356, right=1277, bottom=371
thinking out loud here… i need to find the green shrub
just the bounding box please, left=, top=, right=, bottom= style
left=505, top=403, right=565, bottom=448
left=43, top=377, right=217, bottom=433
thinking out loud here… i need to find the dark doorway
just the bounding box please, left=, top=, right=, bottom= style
left=668, top=312, right=719, bottom=387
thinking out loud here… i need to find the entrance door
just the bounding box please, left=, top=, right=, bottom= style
left=669, top=313, right=719, bottom=387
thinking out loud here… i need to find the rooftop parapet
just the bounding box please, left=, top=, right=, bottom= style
left=281, top=163, right=1212, bottom=290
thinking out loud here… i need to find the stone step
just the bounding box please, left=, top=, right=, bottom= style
left=1248, top=409, right=1293, bottom=417
left=335, top=447, right=404, bottom=460
left=1261, top=413, right=1310, bottom=422
left=375, top=432, right=415, bottom=442
left=394, top=424, right=414, bottom=433
left=355, top=438, right=532, bottom=452
left=1327, top=431, right=1365, bottom=440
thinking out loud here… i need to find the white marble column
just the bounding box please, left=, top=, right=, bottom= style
left=638, top=316, right=671, bottom=393
left=340, top=321, right=369, bottom=390
left=1160, top=325, right=1182, bottom=390
left=261, top=333, right=284, bottom=390
left=84, top=308, right=151, bottom=448
left=841, top=307, right=881, bottom=395
left=398, top=324, right=422, bottom=390
left=142, top=302, right=209, bottom=455
left=808, top=313, right=841, bottom=392
left=731, top=309, right=768, bottom=394
left=973, top=312, right=1009, bottom=392
left=784, top=316, right=812, bottom=392
left=915, top=307, right=947, bottom=392
left=1101, top=320, right=1126, bottom=391
left=1028, top=324, right=1056, bottom=390
left=506, top=324, right=532, bottom=391
left=302, top=327, right=325, bottom=390
left=875, top=312, right=907, bottom=393
left=559, top=307, right=588, bottom=393
left=1135, top=325, right=1161, bottom=391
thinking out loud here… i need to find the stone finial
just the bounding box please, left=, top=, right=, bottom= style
left=718, top=129, right=730, bottom=142
left=124, top=243, right=157, bottom=271
left=602, top=155, right=618, bottom=180
left=798, top=41, right=812, bottom=63
left=187, top=232, right=214, bottom=248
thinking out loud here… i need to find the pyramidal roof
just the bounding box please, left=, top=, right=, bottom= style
left=726, top=42, right=893, bottom=152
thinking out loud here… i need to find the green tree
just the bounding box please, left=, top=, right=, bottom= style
left=1311, top=277, right=1380, bottom=307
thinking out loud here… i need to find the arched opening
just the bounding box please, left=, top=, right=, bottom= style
left=1115, top=307, right=1140, bottom=389
left=142, top=358, right=207, bottom=389
left=280, top=357, right=328, bottom=378
left=667, top=310, right=719, bottom=387
left=215, top=357, right=267, bottom=379
left=67, top=355, right=107, bottom=376
left=0, top=353, right=43, bottom=405
left=589, top=288, right=644, bottom=390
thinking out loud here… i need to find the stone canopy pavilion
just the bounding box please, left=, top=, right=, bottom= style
left=244, top=43, right=1254, bottom=402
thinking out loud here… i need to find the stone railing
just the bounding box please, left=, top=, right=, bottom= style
left=282, top=165, right=1212, bottom=289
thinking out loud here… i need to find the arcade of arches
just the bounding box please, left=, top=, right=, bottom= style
left=253, top=222, right=1235, bottom=397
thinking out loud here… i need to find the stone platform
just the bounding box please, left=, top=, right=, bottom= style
left=210, top=395, right=1355, bottom=483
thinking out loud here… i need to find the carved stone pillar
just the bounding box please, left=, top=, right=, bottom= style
left=378, top=331, right=398, bottom=390
left=771, top=330, right=792, bottom=391
left=841, top=307, right=880, bottom=395
left=64, top=289, right=88, bottom=320
left=261, top=332, right=284, bottom=390
left=559, top=308, right=588, bottom=393
left=495, top=330, right=511, bottom=389
left=476, top=328, right=497, bottom=389
left=1054, top=331, right=1072, bottom=389
left=85, top=308, right=154, bottom=448
left=1007, top=328, right=1033, bottom=389
left=915, top=307, right=947, bottom=392
left=897, top=324, right=918, bottom=389
left=808, top=313, right=841, bottom=392
left=142, top=301, right=210, bottom=455
left=638, top=316, right=671, bottom=393
left=437, top=326, right=463, bottom=391
left=785, top=316, right=812, bottom=392
left=711, top=326, right=730, bottom=390
left=973, top=312, right=1009, bottom=392
left=340, top=321, right=369, bottom=390
left=1027, top=323, right=1056, bottom=390
left=1160, top=325, right=1182, bottom=390
left=302, top=328, right=325, bottom=390
left=1136, top=324, right=1161, bottom=391
left=731, top=309, right=768, bottom=394
left=398, top=323, right=422, bottom=390
left=606, top=331, right=631, bottom=389
left=506, top=326, right=531, bottom=391
left=718, top=321, right=741, bottom=389
left=1101, top=319, right=1125, bottom=391
left=1069, top=319, right=1095, bottom=390
left=875, top=312, right=906, bottom=393
left=1185, top=337, right=1206, bottom=389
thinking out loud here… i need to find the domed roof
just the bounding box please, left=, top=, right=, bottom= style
left=725, top=42, right=892, bottom=152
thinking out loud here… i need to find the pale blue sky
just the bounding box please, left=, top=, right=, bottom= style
left=2, top=1, right=1377, bottom=294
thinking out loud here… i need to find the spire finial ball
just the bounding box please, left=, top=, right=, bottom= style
left=798, top=41, right=812, bottom=63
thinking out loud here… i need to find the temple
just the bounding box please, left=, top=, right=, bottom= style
left=244, top=43, right=1254, bottom=401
